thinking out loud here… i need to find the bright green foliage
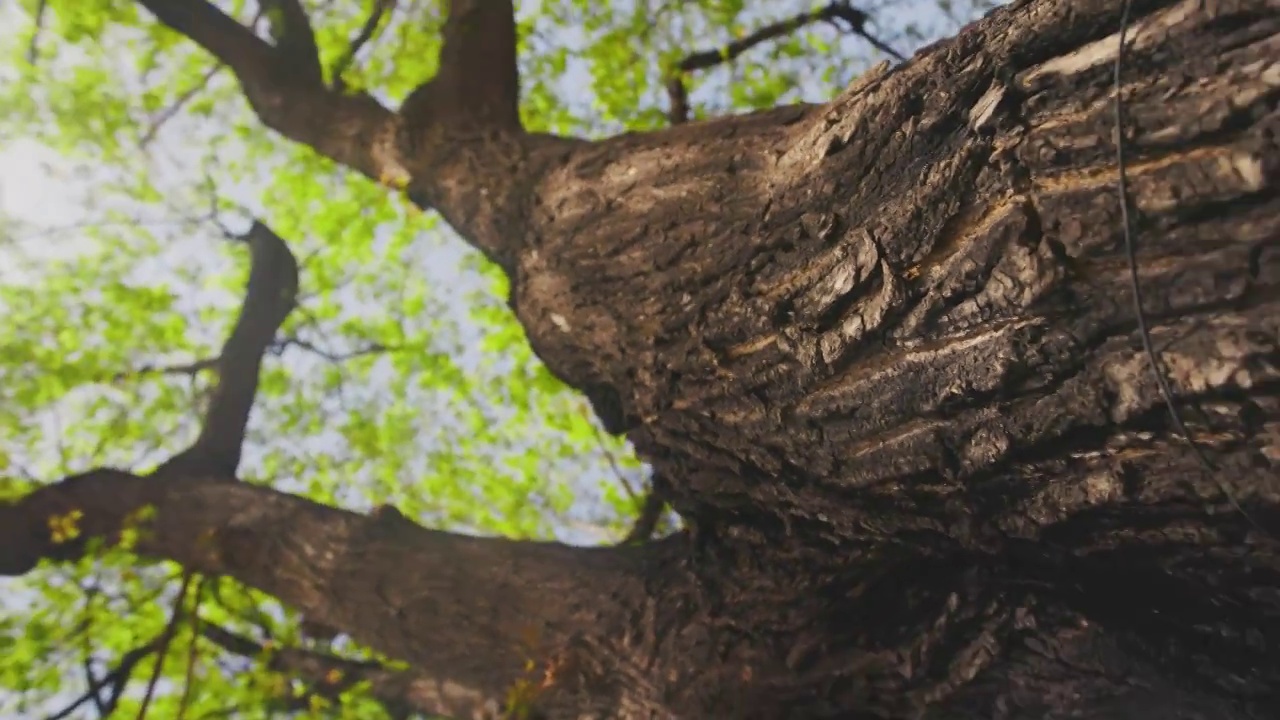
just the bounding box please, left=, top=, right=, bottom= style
left=0, top=0, right=997, bottom=717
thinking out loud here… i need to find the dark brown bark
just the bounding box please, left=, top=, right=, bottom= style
left=1, top=469, right=682, bottom=719
left=4, top=0, right=1279, bottom=718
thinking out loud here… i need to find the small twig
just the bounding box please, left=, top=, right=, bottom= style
left=111, top=337, right=388, bottom=384
left=621, top=489, right=665, bottom=544
left=665, top=0, right=904, bottom=124
left=277, top=336, right=394, bottom=363
left=27, top=0, right=49, bottom=64
left=112, top=358, right=220, bottom=383
left=331, top=0, right=396, bottom=91
left=46, top=638, right=164, bottom=720
left=198, top=621, right=387, bottom=708
left=208, top=577, right=281, bottom=640
left=85, top=405, right=132, bottom=465
left=589, top=400, right=668, bottom=541
left=77, top=587, right=110, bottom=717
left=11, top=215, right=214, bottom=242
left=136, top=573, right=195, bottom=720
left=197, top=170, right=255, bottom=241
left=140, top=64, right=225, bottom=148
left=592, top=423, right=638, bottom=501
left=81, top=659, right=108, bottom=716
left=1112, top=0, right=1267, bottom=536
left=175, top=578, right=207, bottom=720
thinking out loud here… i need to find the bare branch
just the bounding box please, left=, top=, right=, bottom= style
left=277, top=336, right=394, bottom=363
left=331, top=0, right=397, bottom=92
left=175, top=579, right=207, bottom=720
left=76, top=595, right=111, bottom=719
left=665, top=0, right=904, bottom=124
left=112, top=357, right=219, bottom=383
left=81, top=659, right=108, bottom=717
left=592, top=420, right=668, bottom=545
left=112, top=336, right=386, bottom=389
left=592, top=423, right=637, bottom=501
left=621, top=490, right=666, bottom=545
left=137, top=574, right=195, bottom=720
left=27, top=0, right=49, bottom=63
left=154, top=221, right=298, bottom=479
left=140, top=63, right=225, bottom=149
left=47, top=636, right=165, bottom=720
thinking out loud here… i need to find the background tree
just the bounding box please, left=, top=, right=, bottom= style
left=1, top=0, right=1277, bottom=718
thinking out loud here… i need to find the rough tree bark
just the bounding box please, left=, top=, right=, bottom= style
left=2, top=0, right=1278, bottom=718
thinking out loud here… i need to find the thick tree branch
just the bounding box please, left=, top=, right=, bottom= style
left=155, top=221, right=298, bottom=478
left=260, top=0, right=323, bottom=84
left=98, top=220, right=297, bottom=715
left=134, top=0, right=275, bottom=79
left=399, top=0, right=521, bottom=130
left=134, top=0, right=539, bottom=269
left=134, top=0, right=403, bottom=185
left=391, top=0, right=527, bottom=268
left=0, top=470, right=677, bottom=719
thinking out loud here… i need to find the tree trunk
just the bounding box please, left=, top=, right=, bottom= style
left=501, top=0, right=1280, bottom=716
left=3, top=0, right=1278, bottom=718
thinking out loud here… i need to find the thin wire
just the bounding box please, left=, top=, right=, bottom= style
left=1113, top=0, right=1265, bottom=535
